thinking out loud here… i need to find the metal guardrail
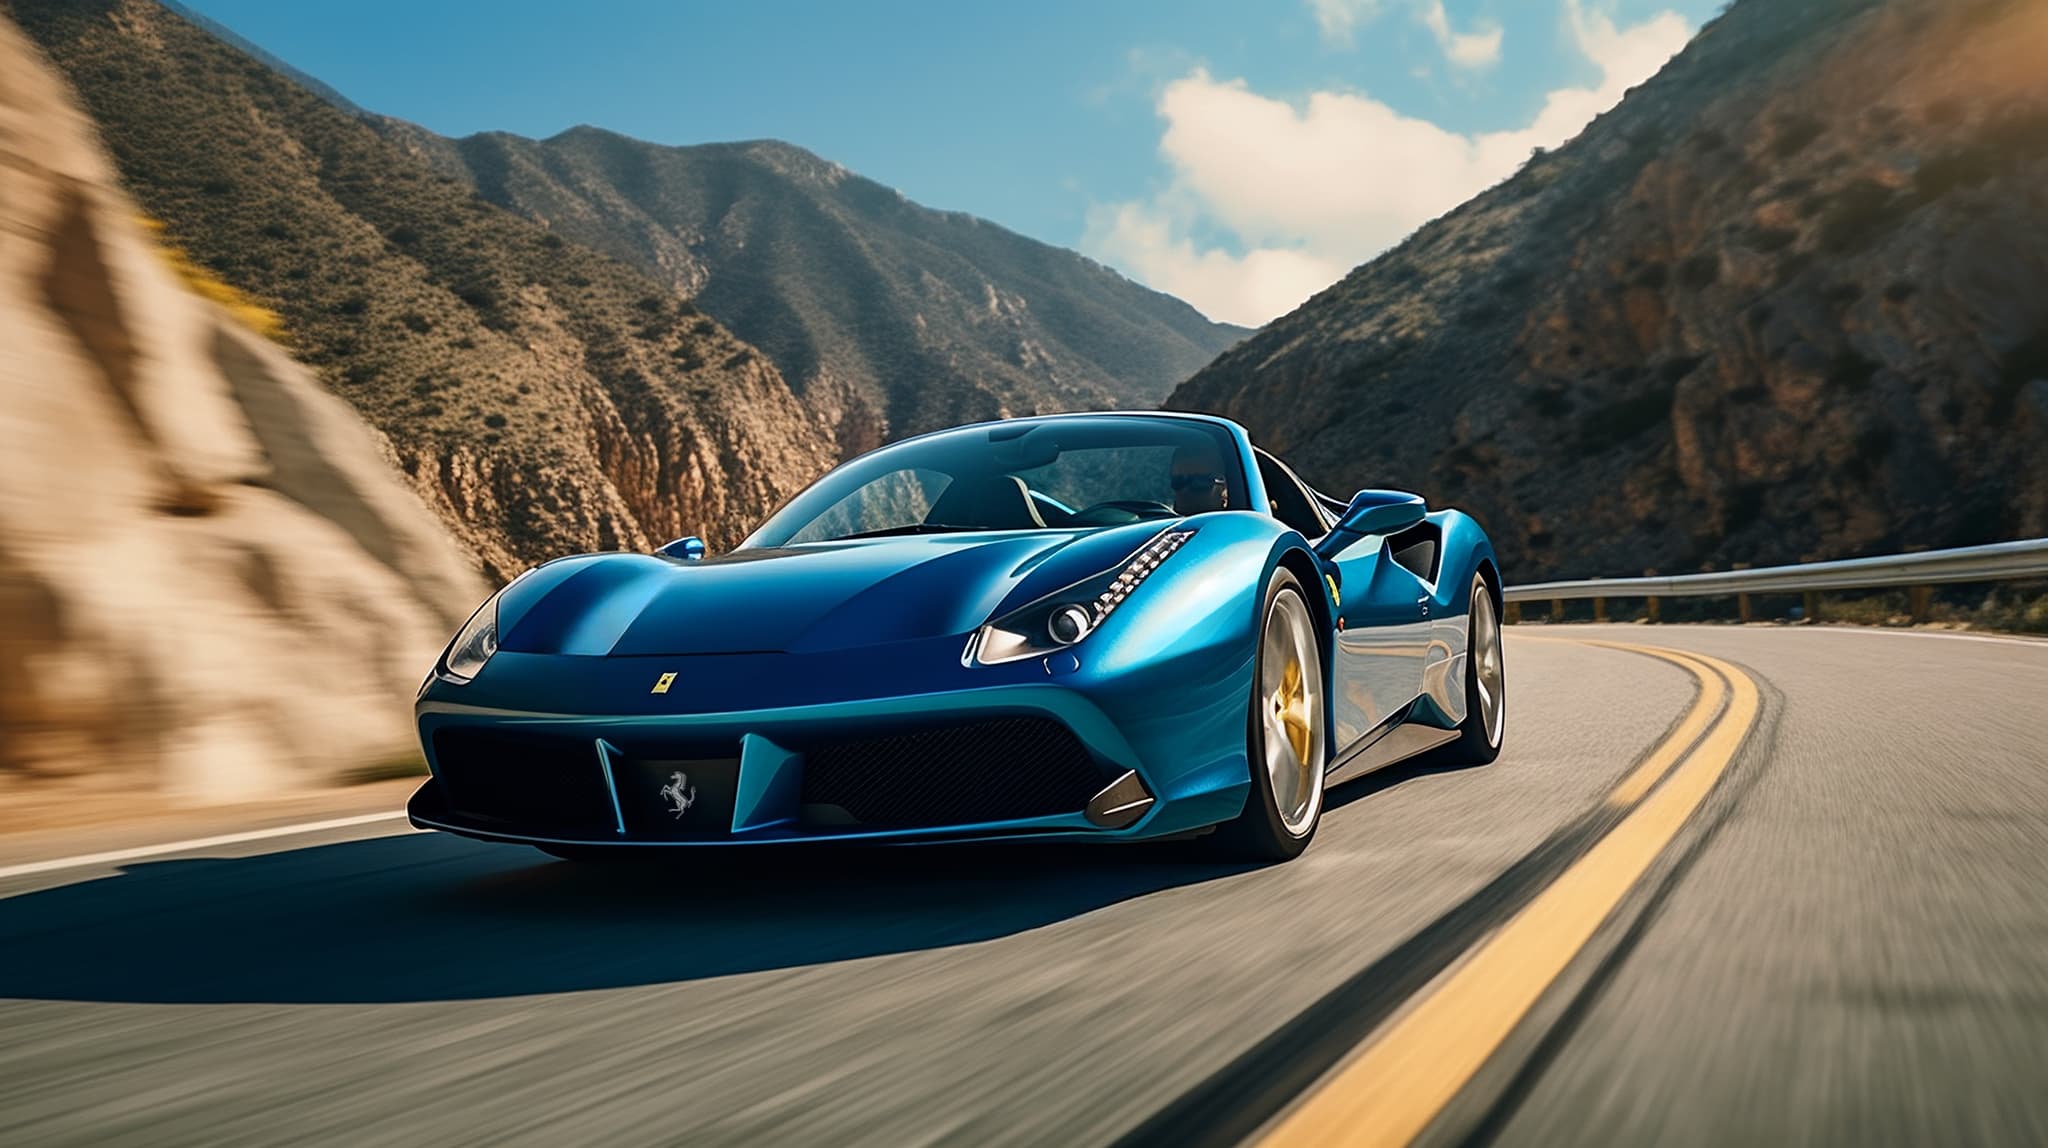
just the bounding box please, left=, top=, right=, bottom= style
left=1502, top=538, right=2048, bottom=620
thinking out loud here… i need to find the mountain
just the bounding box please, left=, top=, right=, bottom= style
left=369, top=123, right=1249, bottom=453
left=156, top=0, right=364, bottom=115
left=1169, top=0, right=2048, bottom=580
left=0, top=10, right=484, bottom=797
left=12, top=0, right=839, bottom=580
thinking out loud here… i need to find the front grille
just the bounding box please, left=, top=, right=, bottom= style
left=431, top=728, right=616, bottom=836
left=798, top=716, right=1109, bottom=827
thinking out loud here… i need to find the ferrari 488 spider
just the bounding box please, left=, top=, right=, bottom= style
left=408, top=411, right=1504, bottom=861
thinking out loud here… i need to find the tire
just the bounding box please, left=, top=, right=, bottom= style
left=1209, top=568, right=1328, bottom=862
left=1428, top=572, right=1506, bottom=766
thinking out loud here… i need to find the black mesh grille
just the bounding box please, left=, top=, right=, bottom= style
left=431, top=728, right=616, bottom=836
left=798, top=717, right=1109, bottom=827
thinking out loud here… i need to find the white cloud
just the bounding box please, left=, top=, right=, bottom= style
left=1308, top=0, right=1384, bottom=47
left=1417, top=1, right=1502, bottom=68
left=1087, top=201, right=1350, bottom=331
left=1087, top=0, right=1692, bottom=326
left=1312, top=0, right=1501, bottom=69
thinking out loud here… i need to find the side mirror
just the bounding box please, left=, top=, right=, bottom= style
left=1329, top=490, right=1427, bottom=540
left=659, top=536, right=707, bottom=561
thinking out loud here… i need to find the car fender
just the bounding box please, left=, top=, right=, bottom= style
left=1055, top=512, right=1334, bottom=831
left=1411, top=509, right=1500, bottom=728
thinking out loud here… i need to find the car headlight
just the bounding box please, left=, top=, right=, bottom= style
left=441, top=591, right=503, bottom=683
left=971, top=529, right=1192, bottom=666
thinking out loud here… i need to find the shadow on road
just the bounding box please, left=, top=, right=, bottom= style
left=0, top=754, right=1489, bottom=1007
left=0, top=833, right=1249, bottom=1005
left=1325, top=753, right=1489, bottom=812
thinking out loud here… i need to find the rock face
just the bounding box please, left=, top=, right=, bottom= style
left=0, top=13, right=485, bottom=798
left=1169, top=0, right=2048, bottom=580
left=15, top=0, right=840, bottom=580
left=370, top=125, right=1249, bottom=456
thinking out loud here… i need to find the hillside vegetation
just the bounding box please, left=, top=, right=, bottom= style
left=13, top=0, right=838, bottom=578
left=1171, top=0, right=2048, bottom=580
left=372, top=124, right=1248, bottom=453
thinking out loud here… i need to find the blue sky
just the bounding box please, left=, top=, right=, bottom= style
left=177, top=0, right=1718, bottom=325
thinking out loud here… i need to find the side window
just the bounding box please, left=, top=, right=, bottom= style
left=1254, top=450, right=1330, bottom=538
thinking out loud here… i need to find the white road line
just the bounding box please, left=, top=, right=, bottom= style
left=0, top=811, right=414, bottom=882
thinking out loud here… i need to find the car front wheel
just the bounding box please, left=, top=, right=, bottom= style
left=1210, top=568, right=1328, bottom=862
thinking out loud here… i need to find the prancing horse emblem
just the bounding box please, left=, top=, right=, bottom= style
left=658, top=771, right=697, bottom=819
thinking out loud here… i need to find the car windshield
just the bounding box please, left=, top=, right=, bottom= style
left=741, top=415, right=1247, bottom=548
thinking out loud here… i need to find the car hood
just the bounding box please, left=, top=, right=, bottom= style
left=496, top=524, right=1172, bottom=657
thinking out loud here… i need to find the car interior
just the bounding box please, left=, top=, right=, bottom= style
left=924, top=473, right=1048, bottom=531
left=900, top=438, right=1409, bottom=545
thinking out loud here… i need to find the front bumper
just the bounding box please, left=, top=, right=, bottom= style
left=412, top=616, right=1261, bottom=849
left=411, top=683, right=1224, bottom=848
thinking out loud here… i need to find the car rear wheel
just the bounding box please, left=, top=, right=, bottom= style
left=1428, top=573, right=1506, bottom=766
left=1210, top=568, right=1327, bottom=862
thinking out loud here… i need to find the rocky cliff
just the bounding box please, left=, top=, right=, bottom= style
left=0, top=12, right=485, bottom=798
left=1170, top=0, right=2048, bottom=580
left=371, top=125, right=1249, bottom=455
left=13, top=0, right=841, bottom=579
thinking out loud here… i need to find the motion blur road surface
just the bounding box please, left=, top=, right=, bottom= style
left=2, top=626, right=2044, bottom=1146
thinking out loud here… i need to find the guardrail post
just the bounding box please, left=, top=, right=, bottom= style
left=1733, top=563, right=1752, bottom=622
left=1644, top=569, right=1660, bottom=623
left=1505, top=601, right=1522, bottom=625
left=1593, top=596, right=1607, bottom=623
left=1550, top=598, right=1565, bottom=623
left=1804, top=590, right=1822, bottom=622
left=1902, top=545, right=1929, bottom=623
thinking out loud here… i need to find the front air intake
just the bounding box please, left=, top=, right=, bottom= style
left=797, top=716, right=1111, bottom=827
left=430, top=728, right=618, bottom=837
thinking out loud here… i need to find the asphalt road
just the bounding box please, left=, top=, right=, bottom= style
left=1, top=626, right=2044, bottom=1146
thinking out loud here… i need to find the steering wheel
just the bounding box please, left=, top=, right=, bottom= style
left=1071, top=499, right=1178, bottom=526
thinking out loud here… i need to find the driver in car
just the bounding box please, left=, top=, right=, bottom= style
left=1170, top=442, right=1230, bottom=516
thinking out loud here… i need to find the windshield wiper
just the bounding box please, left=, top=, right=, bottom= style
left=838, top=523, right=991, bottom=540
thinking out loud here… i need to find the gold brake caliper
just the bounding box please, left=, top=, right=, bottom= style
left=1277, top=658, right=1313, bottom=769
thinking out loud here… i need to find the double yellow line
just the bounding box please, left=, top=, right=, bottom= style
left=1257, top=642, right=1761, bottom=1148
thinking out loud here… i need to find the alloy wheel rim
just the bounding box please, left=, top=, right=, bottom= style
left=1471, top=582, right=1505, bottom=747
left=1261, top=590, right=1325, bottom=837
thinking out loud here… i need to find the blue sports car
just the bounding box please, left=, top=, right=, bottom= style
left=407, top=411, right=1505, bottom=862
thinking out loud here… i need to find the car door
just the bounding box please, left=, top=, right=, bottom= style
left=1253, top=451, right=1429, bottom=753
left=1322, top=530, right=1432, bottom=752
